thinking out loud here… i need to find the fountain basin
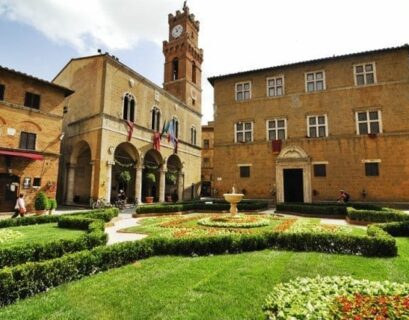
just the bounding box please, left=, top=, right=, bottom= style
left=223, top=193, right=244, bottom=215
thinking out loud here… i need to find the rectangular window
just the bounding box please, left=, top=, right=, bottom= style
left=0, top=84, right=5, bottom=100
left=307, top=115, right=328, bottom=138
left=365, top=163, right=379, bottom=176
left=33, top=177, right=42, bottom=188
left=240, top=166, right=250, bottom=178
left=19, top=132, right=36, bottom=150
left=203, top=139, right=210, bottom=149
left=24, top=92, right=41, bottom=109
left=305, top=71, right=325, bottom=92
left=314, top=164, right=327, bottom=177
left=266, top=76, right=284, bottom=97
left=356, top=110, right=381, bottom=135
left=267, top=119, right=286, bottom=140
left=235, top=81, right=251, bottom=101
left=203, top=157, right=210, bottom=168
left=235, top=121, right=253, bottom=143
left=354, top=63, right=376, bottom=86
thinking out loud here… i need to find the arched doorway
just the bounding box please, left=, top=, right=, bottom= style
left=112, top=143, right=139, bottom=203
left=276, top=145, right=312, bottom=203
left=67, top=141, right=92, bottom=204
left=0, top=173, right=19, bottom=212
left=166, top=155, right=182, bottom=202
left=142, top=149, right=162, bottom=202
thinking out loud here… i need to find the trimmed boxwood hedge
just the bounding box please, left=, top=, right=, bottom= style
left=134, top=200, right=268, bottom=215
left=0, top=224, right=398, bottom=306
left=276, top=203, right=347, bottom=217
left=0, top=209, right=119, bottom=268
left=370, top=221, right=409, bottom=237
left=347, top=207, right=409, bottom=223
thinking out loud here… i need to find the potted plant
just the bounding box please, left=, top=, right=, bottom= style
left=119, top=170, right=131, bottom=184
left=48, top=198, right=57, bottom=214
left=34, top=191, right=49, bottom=215
left=145, top=172, right=156, bottom=203
left=166, top=171, right=177, bottom=185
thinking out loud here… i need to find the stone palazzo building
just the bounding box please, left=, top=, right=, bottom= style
left=53, top=5, right=203, bottom=205
left=209, top=45, right=409, bottom=203
left=0, top=66, right=73, bottom=211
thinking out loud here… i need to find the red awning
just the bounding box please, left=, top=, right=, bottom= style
left=0, top=150, right=44, bottom=161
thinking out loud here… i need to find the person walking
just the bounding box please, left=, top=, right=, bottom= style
left=12, top=193, right=26, bottom=218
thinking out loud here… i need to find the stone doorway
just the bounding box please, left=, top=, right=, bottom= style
left=276, top=145, right=311, bottom=203
left=0, top=173, right=19, bottom=212
left=283, top=169, right=304, bottom=202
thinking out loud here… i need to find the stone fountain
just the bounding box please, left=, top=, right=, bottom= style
left=223, top=185, right=244, bottom=216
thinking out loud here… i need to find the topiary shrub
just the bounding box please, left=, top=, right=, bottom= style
left=34, top=191, right=49, bottom=211
left=48, top=198, right=57, bottom=210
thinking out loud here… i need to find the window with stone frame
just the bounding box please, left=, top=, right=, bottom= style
left=305, top=71, right=325, bottom=92
left=235, top=121, right=253, bottom=143
left=365, top=163, right=379, bottom=176
left=151, top=107, right=161, bottom=131
left=354, top=63, right=376, bottom=86
left=203, top=157, right=210, bottom=168
left=235, top=81, right=251, bottom=101
left=313, top=164, right=327, bottom=177
left=0, top=84, right=4, bottom=100
left=307, top=115, right=328, bottom=138
left=203, top=139, right=210, bottom=149
left=172, top=117, right=179, bottom=138
left=356, top=110, right=381, bottom=135
left=24, top=92, right=41, bottom=109
left=123, top=93, right=135, bottom=122
left=19, top=132, right=36, bottom=150
left=239, top=166, right=250, bottom=178
left=267, top=118, right=286, bottom=140
left=266, top=76, right=284, bottom=97
left=190, top=126, right=197, bottom=145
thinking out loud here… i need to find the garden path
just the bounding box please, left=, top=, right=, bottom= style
left=105, top=211, right=147, bottom=245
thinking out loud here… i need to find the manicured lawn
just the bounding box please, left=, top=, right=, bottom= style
left=0, top=223, right=86, bottom=248
left=1, top=238, right=408, bottom=319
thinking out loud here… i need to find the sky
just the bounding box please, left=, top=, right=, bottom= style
left=0, top=0, right=408, bottom=124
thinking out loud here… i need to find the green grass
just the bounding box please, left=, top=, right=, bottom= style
left=0, top=223, right=86, bottom=248
left=2, top=238, right=407, bottom=319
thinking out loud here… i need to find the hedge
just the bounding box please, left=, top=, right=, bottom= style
left=347, top=207, right=409, bottom=223
left=134, top=200, right=268, bottom=215
left=370, top=221, right=409, bottom=237
left=0, top=209, right=119, bottom=268
left=0, top=227, right=397, bottom=306
left=276, top=203, right=347, bottom=217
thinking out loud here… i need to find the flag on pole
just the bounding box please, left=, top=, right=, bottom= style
left=161, top=120, right=169, bottom=139
left=167, top=120, right=174, bottom=143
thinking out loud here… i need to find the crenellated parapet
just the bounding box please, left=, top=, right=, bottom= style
left=168, top=6, right=200, bottom=31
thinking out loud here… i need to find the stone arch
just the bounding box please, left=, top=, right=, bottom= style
left=166, top=154, right=183, bottom=201
left=18, top=120, right=42, bottom=132
left=67, top=140, right=92, bottom=204
left=276, top=145, right=311, bottom=203
left=142, top=149, right=164, bottom=202
left=112, top=142, right=140, bottom=202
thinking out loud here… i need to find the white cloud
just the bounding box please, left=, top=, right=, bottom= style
left=1, top=0, right=408, bottom=123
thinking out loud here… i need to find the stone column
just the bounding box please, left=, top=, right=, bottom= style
left=135, top=165, right=143, bottom=204
left=159, top=168, right=166, bottom=202
left=66, top=164, right=76, bottom=204
left=106, top=160, right=115, bottom=203
left=177, top=171, right=184, bottom=201
left=89, top=161, right=95, bottom=204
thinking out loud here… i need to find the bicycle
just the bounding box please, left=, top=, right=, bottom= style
left=91, top=198, right=112, bottom=209
left=114, top=199, right=126, bottom=210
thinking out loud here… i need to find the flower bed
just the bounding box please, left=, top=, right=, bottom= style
left=197, top=215, right=270, bottom=228
left=0, top=230, right=23, bottom=244
left=263, top=276, right=409, bottom=319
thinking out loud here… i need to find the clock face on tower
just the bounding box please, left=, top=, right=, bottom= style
left=171, top=24, right=184, bottom=38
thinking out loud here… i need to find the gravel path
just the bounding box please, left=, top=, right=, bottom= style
left=105, top=212, right=147, bottom=245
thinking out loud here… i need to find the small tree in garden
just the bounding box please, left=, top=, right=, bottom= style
left=145, top=172, right=156, bottom=196
left=34, top=191, right=49, bottom=211
left=166, top=171, right=177, bottom=185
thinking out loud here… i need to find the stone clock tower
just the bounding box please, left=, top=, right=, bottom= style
left=163, top=4, right=203, bottom=112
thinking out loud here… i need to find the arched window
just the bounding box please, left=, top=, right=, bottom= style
left=192, top=62, right=196, bottom=84
left=151, top=107, right=161, bottom=131
left=172, top=116, right=179, bottom=138
left=123, top=93, right=135, bottom=122
left=172, top=58, right=179, bottom=80
left=190, top=126, right=197, bottom=145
